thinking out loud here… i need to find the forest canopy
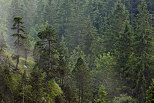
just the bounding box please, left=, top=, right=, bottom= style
left=0, top=0, right=154, bottom=103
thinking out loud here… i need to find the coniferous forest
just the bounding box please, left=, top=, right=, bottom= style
left=0, top=0, right=154, bottom=103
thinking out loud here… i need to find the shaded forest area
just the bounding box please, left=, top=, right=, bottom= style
left=0, top=0, right=154, bottom=103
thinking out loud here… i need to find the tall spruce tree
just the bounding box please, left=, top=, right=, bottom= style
left=104, top=0, right=129, bottom=53
left=30, top=67, right=45, bottom=103
left=58, top=36, right=69, bottom=89
left=132, top=0, right=153, bottom=102
left=36, top=25, right=59, bottom=80
left=73, top=57, right=91, bottom=103
left=11, top=16, right=26, bottom=69
left=16, top=70, right=31, bottom=103
left=114, top=20, right=133, bottom=94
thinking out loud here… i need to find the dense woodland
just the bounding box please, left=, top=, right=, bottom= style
left=0, top=0, right=154, bottom=103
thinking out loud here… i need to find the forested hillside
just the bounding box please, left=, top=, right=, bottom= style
left=0, top=0, right=154, bottom=103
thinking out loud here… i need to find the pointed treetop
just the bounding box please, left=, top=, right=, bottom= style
left=13, top=16, right=24, bottom=24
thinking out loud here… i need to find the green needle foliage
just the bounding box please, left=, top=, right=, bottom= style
left=146, top=79, right=154, bottom=103
left=11, top=16, right=26, bottom=69
left=36, top=25, right=59, bottom=80
left=0, top=0, right=154, bottom=103
left=73, top=57, right=91, bottom=103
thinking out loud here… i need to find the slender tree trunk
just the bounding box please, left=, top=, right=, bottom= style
left=81, top=86, right=84, bottom=103
left=22, top=85, right=24, bottom=103
left=16, top=22, right=20, bottom=69
left=24, top=49, right=28, bottom=66
left=48, top=40, right=51, bottom=78
left=49, top=40, right=51, bottom=69
left=79, top=86, right=81, bottom=103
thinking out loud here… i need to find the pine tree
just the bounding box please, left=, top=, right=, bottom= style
left=132, top=0, right=153, bottom=102
left=30, top=67, right=45, bottom=103
left=16, top=70, right=31, bottom=103
left=73, top=57, right=91, bottom=103
left=104, top=0, right=129, bottom=53
left=103, top=0, right=133, bottom=95
left=87, top=0, right=115, bottom=34
left=0, top=64, right=14, bottom=103
left=37, top=25, right=59, bottom=80
left=58, top=36, right=69, bottom=89
left=63, top=0, right=97, bottom=52
left=94, top=53, right=117, bottom=99
left=11, top=16, right=26, bottom=69
left=69, top=46, right=86, bottom=72
left=114, top=20, right=133, bottom=95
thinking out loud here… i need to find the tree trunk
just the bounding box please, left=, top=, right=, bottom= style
left=22, top=86, right=24, bottom=103
left=81, top=86, right=84, bottom=103
left=16, top=22, right=20, bottom=69
left=49, top=40, right=51, bottom=68
left=24, top=49, right=28, bottom=66
left=79, top=86, right=81, bottom=103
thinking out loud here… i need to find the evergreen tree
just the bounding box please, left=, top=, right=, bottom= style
left=87, top=0, right=115, bottom=34
left=114, top=20, right=133, bottom=95
left=69, top=46, right=86, bottom=72
left=11, top=16, right=26, bottom=69
left=30, top=67, right=45, bottom=103
left=103, top=0, right=133, bottom=95
left=132, top=0, right=153, bottom=102
left=0, top=64, right=14, bottom=103
left=37, top=25, right=59, bottom=80
left=58, top=36, right=69, bottom=89
left=63, top=0, right=97, bottom=52
left=73, top=57, right=91, bottom=103
left=104, top=0, right=129, bottom=53
left=94, top=53, right=118, bottom=100
left=94, top=85, right=107, bottom=103
left=16, top=70, right=31, bottom=103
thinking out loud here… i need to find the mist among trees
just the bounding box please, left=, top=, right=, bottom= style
left=0, top=0, right=154, bottom=103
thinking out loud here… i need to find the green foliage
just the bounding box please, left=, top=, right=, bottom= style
left=45, top=80, right=64, bottom=103
left=104, top=0, right=129, bottom=53
left=0, top=0, right=154, bottom=103
left=0, top=64, right=16, bottom=103
left=112, top=94, right=137, bottom=103
left=146, top=79, right=154, bottom=103
left=58, top=36, right=70, bottom=88
left=16, top=70, right=32, bottom=103
left=69, top=46, right=86, bottom=71
left=94, top=85, right=107, bottom=103
left=11, top=16, right=26, bottom=69
left=94, top=53, right=118, bottom=99
left=35, top=25, right=59, bottom=79
left=30, top=67, right=45, bottom=103
left=95, top=53, right=115, bottom=70
left=0, top=33, right=7, bottom=50
left=131, top=1, right=154, bottom=101
left=73, top=57, right=91, bottom=103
